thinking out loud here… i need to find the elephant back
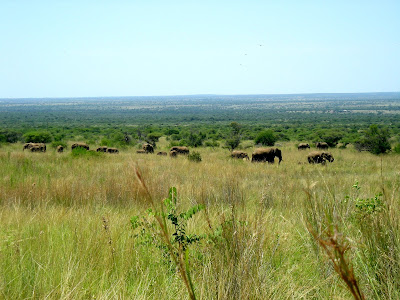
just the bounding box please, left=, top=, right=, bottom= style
left=231, top=150, right=249, bottom=160
left=72, top=143, right=89, bottom=151
left=170, top=146, right=189, bottom=155
left=97, top=146, right=108, bottom=152
left=107, top=147, right=119, bottom=154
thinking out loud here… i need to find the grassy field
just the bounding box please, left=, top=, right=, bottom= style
left=0, top=142, right=399, bottom=299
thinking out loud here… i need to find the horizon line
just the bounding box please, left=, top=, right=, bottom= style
left=1, top=91, right=400, bottom=100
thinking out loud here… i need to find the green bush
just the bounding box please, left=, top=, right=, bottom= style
left=255, top=130, right=277, bottom=146
left=188, top=151, right=202, bottom=162
left=71, top=147, right=100, bottom=157
left=205, top=140, right=219, bottom=148
left=225, top=137, right=240, bottom=151
left=393, top=143, right=400, bottom=154
left=0, top=130, right=22, bottom=143
left=147, top=132, right=163, bottom=144
left=355, top=125, right=391, bottom=154
left=51, top=141, right=67, bottom=149
left=23, top=131, right=52, bottom=143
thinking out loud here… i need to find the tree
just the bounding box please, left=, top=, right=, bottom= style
left=146, top=132, right=163, bottom=145
left=0, top=130, right=22, bottom=143
left=225, top=136, right=241, bottom=151
left=225, top=122, right=242, bottom=150
left=355, top=125, right=391, bottom=154
left=255, top=130, right=277, bottom=146
left=23, top=131, right=52, bottom=143
left=188, top=132, right=206, bottom=147
left=230, top=122, right=241, bottom=136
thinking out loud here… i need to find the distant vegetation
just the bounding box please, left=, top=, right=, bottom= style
left=1, top=93, right=400, bottom=154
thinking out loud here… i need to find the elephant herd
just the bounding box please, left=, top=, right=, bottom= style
left=23, top=143, right=46, bottom=152
left=137, top=144, right=189, bottom=157
left=23, top=141, right=334, bottom=165
left=297, top=142, right=329, bottom=150
left=231, top=142, right=334, bottom=165
left=23, top=142, right=119, bottom=154
left=231, top=148, right=283, bottom=163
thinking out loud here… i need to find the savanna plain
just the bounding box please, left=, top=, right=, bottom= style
left=1, top=94, right=400, bottom=299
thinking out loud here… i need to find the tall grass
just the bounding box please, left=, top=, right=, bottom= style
left=0, top=143, right=399, bottom=298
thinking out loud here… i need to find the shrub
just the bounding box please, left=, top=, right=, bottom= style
left=0, top=130, right=22, bottom=143
left=71, top=147, right=100, bottom=157
left=23, top=131, right=52, bottom=143
left=255, top=130, right=277, bottom=146
left=355, top=125, right=391, bottom=154
left=393, top=143, right=400, bottom=154
left=51, top=141, right=67, bottom=149
left=205, top=140, right=219, bottom=148
left=147, top=132, right=163, bottom=144
left=225, top=137, right=240, bottom=151
left=188, top=151, right=202, bottom=162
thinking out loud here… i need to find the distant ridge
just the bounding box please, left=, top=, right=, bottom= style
left=1, top=91, right=399, bottom=101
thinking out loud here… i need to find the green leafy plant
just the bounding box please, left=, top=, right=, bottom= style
left=354, top=124, right=391, bottom=154
left=393, top=143, right=400, bottom=154
left=71, top=147, right=100, bottom=157
left=132, top=174, right=205, bottom=300
left=23, top=131, right=52, bottom=143
left=188, top=151, right=202, bottom=162
left=349, top=182, right=384, bottom=218
left=255, top=130, right=277, bottom=146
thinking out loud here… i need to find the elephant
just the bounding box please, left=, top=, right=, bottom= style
left=107, top=147, right=119, bottom=154
left=157, top=151, right=167, bottom=156
left=56, top=145, right=64, bottom=153
left=316, top=142, right=329, bottom=150
left=251, top=148, right=282, bottom=164
left=297, top=143, right=310, bottom=150
left=307, top=151, right=334, bottom=164
left=23, top=143, right=32, bottom=151
left=143, top=143, right=154, bottom=153
left=137, top=150, right=147, bottom=154
left=169, top=150, right=178, bottom=157
left=71, top=143, right=89, bottom=151
left=30, top=145, right=42, bottom=152
left=24, top=143, right=46, bottom=152
left=230, top=150, right=249, bottom=160
left=97, top=146, right=108, bottom=152
left=169, top=146, right=189, bottom=155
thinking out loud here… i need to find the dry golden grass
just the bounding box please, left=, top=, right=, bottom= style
left=0, top=143, right=399, bottom=299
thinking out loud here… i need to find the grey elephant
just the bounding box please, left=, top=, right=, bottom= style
left=107, top=147, right=119, bottom=154
left=251, top=148, right=282, bottom=164
left=307, top=151, right=334, bottom=164
left=230, top=150, right=249, bottom=160
left=71, top=143, right=89, bottom=151
left=143, top=143, right=154, bottom=153
left=169, top=150, right=178, bottom=157
left=23, top=143, right=32, bottom=151
left=56, top=145, right=64, bottom=153
left=297, top=143, right=310, bottom=150
left=316, top=142, right=329, bottom=150
left=24, top=143, right=46, bottom=152
left=96, top=146, right=108, bottom=152
left=169, top=146, right=189, bottom=155
left=30, top=146, right=40, bottom=152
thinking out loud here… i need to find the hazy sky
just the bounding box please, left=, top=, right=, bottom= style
left=0, top=1, right=399, bottom=98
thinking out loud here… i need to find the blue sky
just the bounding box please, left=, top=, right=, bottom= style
left=0, top=1, right=399, bottom=98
